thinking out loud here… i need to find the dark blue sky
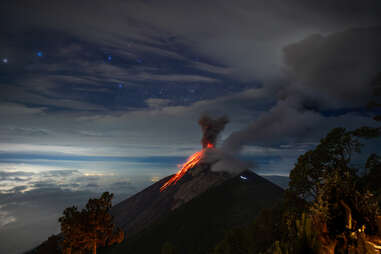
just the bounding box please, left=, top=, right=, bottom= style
left=0, top=1, right=381, bottom=252
left=1, top=27, right=261, bottom=109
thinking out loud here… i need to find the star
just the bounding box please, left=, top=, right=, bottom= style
left=159, top=88, right=166, bottom=95
left=37, top=51, right=43, bottom=57
left=107, top=55, right=112, bottom=61
left=2, top=58, right=8, bottom=64
left=118, top=83, right=123, bottom=88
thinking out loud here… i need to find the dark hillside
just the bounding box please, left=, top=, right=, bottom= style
left=101, top=170, right=283, bottom=254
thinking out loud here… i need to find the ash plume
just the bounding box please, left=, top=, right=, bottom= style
left=220, top=98, right=320, bottom=155
left=202, top=148, right=253, bottom=175
left=220, top=27, right=381, bottom=155
left=198, top=115, right=229, bottom=148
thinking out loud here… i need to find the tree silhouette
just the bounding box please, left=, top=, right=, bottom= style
left=289, top=127, right=361, bottom=200
left=59, top=206, right=83, bottom=254
left=59, top=192, right=124, bottom=254
left=286, top=125, right=381, bottom=253
left=161, top=241, right=177, bottom=254
left=369, top=71, right=381, bottom=122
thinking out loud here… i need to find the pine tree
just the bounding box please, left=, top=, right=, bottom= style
left=59, top=192, right=124, bottom=254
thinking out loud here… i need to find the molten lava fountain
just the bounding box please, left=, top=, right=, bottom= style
left=160, top=143, right=213, bottom=192
left=160, top=115, right=228, bottom=192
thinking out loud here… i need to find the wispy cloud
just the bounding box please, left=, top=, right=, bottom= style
left=0, top=207, right=16, bottom=228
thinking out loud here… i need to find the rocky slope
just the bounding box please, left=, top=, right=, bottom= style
left=110, top=162, right=231, bottom=236
left=102, top=169, right=284, bottom=254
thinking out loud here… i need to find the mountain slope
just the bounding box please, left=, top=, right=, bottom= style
left=262, top=175, right=290, bottom=189
left=101, top=170, right=284, bottom=254
left=110, top=163, right=231, bottom=236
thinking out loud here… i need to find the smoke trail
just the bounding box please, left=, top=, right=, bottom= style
left=198, top=115, right=229, bottom=148
left=202, top=147, right=253, bottom=175
left=220, top=98, right=321, bottom=154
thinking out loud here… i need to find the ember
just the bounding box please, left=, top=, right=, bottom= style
left=160, top=143, right=213, bottom=191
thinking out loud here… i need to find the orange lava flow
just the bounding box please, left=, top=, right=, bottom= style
left=160, top=143, right=214, bottom=192
left=206, top=143, right=214, bottom=148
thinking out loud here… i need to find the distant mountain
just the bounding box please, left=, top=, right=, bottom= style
left=262, top=175, right=290, bottom=189
left=101, top=167, right=284, bottom=254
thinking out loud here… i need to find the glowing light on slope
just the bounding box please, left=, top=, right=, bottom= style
left=160, top=143, right=214, bottom=192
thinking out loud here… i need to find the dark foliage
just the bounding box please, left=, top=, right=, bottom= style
left=289, top=128, right=361, bottom=200
left=59, top=192, right=124, bottom=254
left=274, top=126, right=381, bottom=253
left=212, top=124, right=381, bottom=253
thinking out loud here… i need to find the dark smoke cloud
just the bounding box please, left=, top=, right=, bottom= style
left=197, top=115, right=253, bottom=175
left=198, top=115, right=229, bottom=148
left=221, top=26, right=381, bottom=154
left=283, top=26, right=381, bottom=108
left=221, top=98, right=321, bottom=153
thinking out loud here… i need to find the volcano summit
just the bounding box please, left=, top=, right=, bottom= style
left=104, top=116, right=284, bottom=253
left=160, top=115, right=229, bottom=192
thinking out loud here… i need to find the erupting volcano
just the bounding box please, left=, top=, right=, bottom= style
left=160, top=115, right=228, bottom=192
left=160, top=143, right=214, bottom=192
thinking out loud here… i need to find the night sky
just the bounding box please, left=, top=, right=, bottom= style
left=1, top=1, right=381, bottom=253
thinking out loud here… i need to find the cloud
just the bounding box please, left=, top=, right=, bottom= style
left=40, top=169, right=80, bottom=177
left=191, top=61, right=234, bottom=75
left=0, top=167, right=119, bottom=193
left=0, top=166, right=148, bottom=253
left=3, top=127, right=50, bottom=137
left=0, top=187, right=94, bottom=254
left=0, top=74, right=378, bottom=161
left=121, top=0, right=381, bottom=80
left=0, top=171, right=34, bottom=180
left=145, top=98, right=171, bottom=109
left=1, top=27, right=227, bottom=114
left=0, top=207, right=16, bottom=228
left=283, top=27, right=381, bottom=108
left=0, top=0, right=380, bottom=199
left=131, top=73, right=219, bottom=83
left=220, top=27, right=381, bottom=154
left=0, top=103, right=45, bottom=116
left=0, top=86, right=273, bottom=160
left=2, top=0, right=380, bottom=83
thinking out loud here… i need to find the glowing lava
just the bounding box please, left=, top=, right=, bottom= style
left=160, top=143, right=214, bottom=192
